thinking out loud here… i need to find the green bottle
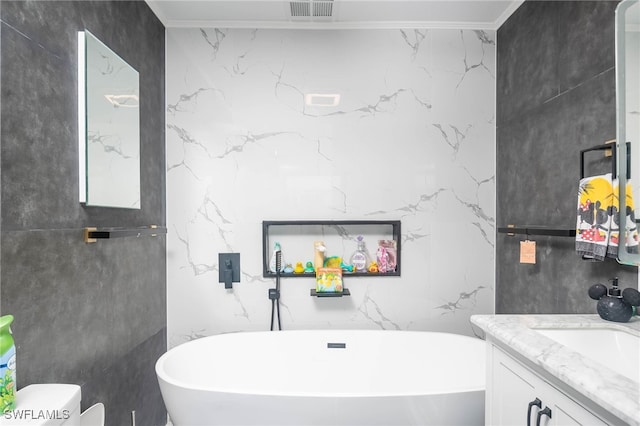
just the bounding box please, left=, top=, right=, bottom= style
left=0, top=315, right=16, bottom=413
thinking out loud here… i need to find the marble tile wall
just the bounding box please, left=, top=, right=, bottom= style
left=1, top=1, right=166, bottom=425
left=496, top=0, right=638, bottom=314
left=166, top=28, right=496, bottom=345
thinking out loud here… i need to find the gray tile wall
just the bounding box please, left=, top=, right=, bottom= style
left=0, top=1, right=166, bottom=425
left=496, top=1, right=638, bottom=314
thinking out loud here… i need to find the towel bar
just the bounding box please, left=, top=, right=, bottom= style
left=498, top=226, right=576, bottom=237
left=84, top=225, right=167, bottom=243
left=580, top=142, right=630, bottom=180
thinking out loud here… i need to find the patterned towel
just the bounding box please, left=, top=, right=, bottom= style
left=576, top=174, right=615, bottom=260
left=609, top=179, right=639, bottom=257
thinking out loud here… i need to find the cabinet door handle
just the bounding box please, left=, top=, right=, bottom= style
left=527, top=398, right=542, bottom=426
left=536, top=406, right=552, bottom=426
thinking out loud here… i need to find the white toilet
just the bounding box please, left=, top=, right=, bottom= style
left=3, top=384, right=104, bottom=426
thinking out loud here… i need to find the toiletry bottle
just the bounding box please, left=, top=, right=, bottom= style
left=589, top=278, right=634, bottom=323
left=350, top=236, right=369, bottom=273
left=313, top=241, right=326, bottom=271
left=0, top=315, right=16, bottom=413
left=377, top=240, right=397, bottom=273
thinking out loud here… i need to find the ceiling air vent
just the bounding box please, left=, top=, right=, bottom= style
left=313, top=0, right=333, bottom=17
left=290, top=1, right=311, bottom=17
left=289, top=0, right=334, bottom=20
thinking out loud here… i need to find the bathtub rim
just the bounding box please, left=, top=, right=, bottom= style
left=156, top=329, right=486, bottom=398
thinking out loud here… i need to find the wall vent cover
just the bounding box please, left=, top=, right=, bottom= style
left=304, top=93, right=341, bottom=107
left=289, top=0, right=334, bottom=19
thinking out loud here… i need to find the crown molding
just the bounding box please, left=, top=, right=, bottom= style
left=493, top=0, right=524, bottom=29
left=145, top=0, right=170, bottom=26
left=162, top=19, right=499, bottom=30
left=148, top=0, right=524, bottom=31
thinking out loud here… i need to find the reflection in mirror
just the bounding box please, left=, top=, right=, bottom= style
left=617, top=0, right=640, bottom=264
left=78, top=30, right=140, bottom=209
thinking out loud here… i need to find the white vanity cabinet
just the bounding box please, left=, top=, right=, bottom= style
left=487, top=343, right=609, bottom=426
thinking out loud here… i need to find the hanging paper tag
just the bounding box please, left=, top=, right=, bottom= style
left=520, top=240, right=536, bottom=264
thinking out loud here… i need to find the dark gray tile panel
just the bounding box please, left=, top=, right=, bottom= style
left=557, top=1, right=618, bottom=93
left=496, top=236, right=636, bottom=314
left=81, top=328, right=167, bottom=426
left=1, top=1, right=167, bottom=425
left=497, top=70, right=617, bottom=228
left=497, top=1, right=559, bottom=125
left=1, top=0, right=165, bottom=231
left=496, top=0, right=637, bottom=315
left=497, top=1, right=619, bottom=126
left=2, top=229, right=166, bottom=386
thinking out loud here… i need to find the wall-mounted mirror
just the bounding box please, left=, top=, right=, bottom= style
left=617, top=0, right=640, bottom=264
left=78, top=30, right=140, bottom=209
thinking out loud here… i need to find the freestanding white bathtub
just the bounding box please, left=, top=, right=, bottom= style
left=156, top=330, right=485, bottom=426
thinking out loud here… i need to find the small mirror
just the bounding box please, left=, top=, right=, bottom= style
left=78, top=30, right=140, bottom=209
left=617, top=0, right=640, bottom=264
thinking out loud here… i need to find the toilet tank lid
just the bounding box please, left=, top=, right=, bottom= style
left=15, top=384, right=81, bottom=415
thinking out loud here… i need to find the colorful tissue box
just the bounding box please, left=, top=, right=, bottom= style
left=315, top=267, right=343, bottom=293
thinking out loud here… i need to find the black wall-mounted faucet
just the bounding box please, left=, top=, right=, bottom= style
left=223, top=260, right=233, bottom=289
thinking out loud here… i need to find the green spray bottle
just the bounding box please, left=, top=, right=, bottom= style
left=0, top=315, right=16, bottom=413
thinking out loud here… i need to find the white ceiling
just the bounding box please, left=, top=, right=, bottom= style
left=146, top=0, right=524, bottom=30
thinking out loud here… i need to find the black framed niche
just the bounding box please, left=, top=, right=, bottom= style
left=262, top=220, right=401, bottom=278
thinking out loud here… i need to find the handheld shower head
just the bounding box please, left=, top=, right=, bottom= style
left=272, top=250, right=283, bottom=331
left=275, top=250, right=282, bottom=275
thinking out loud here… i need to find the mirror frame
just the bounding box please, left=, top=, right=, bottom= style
left=616, top=0, right=640, bottom=264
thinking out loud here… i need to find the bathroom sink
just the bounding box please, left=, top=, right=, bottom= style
left=534, top=328, right=640, bottom=381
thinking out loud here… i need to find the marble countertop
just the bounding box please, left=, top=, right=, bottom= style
left=470, top=314, right=640, bottom=426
